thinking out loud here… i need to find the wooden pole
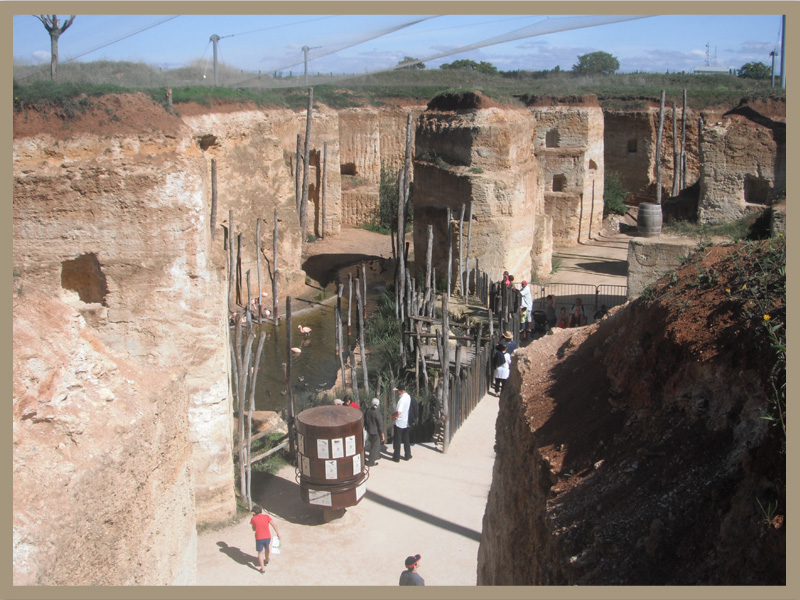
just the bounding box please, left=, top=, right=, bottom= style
left=347, top=272, right=353, bottom=335
left=321, top=141, right=328, bottom=239
left=441, top=290, right=450, bottom=453
left=256, top=219, right=262, bottom=324
left=238, top=329, right=255, bottom=499
left=210, top=158, right=218, bottom=240
left=246, top=331, right=266, bottom=508
left=403, top=112, right=413, bottom=209
left=465, top=202, right=472, bottom=297
left=396, top=169, right=406, bottom=323
left=272, top=209, right=279, bottom=325
left=300, top=88, right=313, bottom=245
left=680, top=89, right=687, bottom=190
left=655, top=89, right=665, bottom=205
left=671, top=101, right=679, bottom=197
left=356, top=278, right=369, bottom=395
left=458, top=204, right=465, bottom=299
left=337, top=284, right=347, bottom=382
left=361, top=262, right=368, bottom=320
left=295, top=134, right=302, bottom=213
left=236, top=233, right=243, bottom=307
left=446, top=208, right=453, bottom=299
left=228, top=209, right=235, bottom=311
left=285, top=296, right=297, bottom=464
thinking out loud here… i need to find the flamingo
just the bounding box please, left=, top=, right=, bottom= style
left=298, top=325, right=312, bottom=336
left=290, top=347, right=302, bottom=354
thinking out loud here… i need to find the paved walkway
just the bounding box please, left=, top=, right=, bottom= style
left=546, top=230, right=634, bottom=287
left=196, top=393, right=499, bottom=587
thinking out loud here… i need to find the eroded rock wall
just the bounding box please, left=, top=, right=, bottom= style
left=338, top=105, right=426, bottom=227
left=412, top=98, right=541, bottom=281
left=697, top=109, right=786, bottom=224
left=13, top=292, right=197, bottom=585
left=183, top=105, right=343, bottom=294
left=13, top=102, right=226, bottom=582
left=604, top=105, right=701, bottom=204
left=528, top=97, right=605, bottom=245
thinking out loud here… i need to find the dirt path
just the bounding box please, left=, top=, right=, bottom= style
left=196, top=222, right=634, bottom=587
left=196, top=393, right=499, bottom=586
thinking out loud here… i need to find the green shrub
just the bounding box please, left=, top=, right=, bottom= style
left=604, top=171, right=630, bottom=216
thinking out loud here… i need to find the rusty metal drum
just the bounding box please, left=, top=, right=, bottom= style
left=295, top=405, right=367, bottom=510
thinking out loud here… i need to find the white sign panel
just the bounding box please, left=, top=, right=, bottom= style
left=331, top=438, right=344, bottom=459
left=297, top=432, right=305, bottom=456
left=317, top=438, right=329, bottom=459
left=325, top=459, right=338, bottom=480
left=301, top=455, right=310, bottom=476
left=356, top=481, right=366, bottom=500
left=308, top=489, right=332, bottom=506
left=345, top=435, right=356, bottom=456
left=352, top=453, right=362, bottom=474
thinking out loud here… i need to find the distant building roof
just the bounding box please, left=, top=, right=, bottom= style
left=693, top=66, right=735, bottom=74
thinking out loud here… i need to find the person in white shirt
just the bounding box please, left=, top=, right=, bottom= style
left=391, top=384, right=412, bottom=462
left=519, top=280, right=533, bottom=340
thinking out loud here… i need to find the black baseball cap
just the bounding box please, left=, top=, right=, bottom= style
left=405, top=554, right=421, bottom=568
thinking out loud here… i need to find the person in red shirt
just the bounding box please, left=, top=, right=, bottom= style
left=250, top=505, right=280, bottom=573
left=343, top=394, right=360, bottom=411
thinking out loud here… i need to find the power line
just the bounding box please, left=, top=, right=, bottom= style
left=218, top=15, right=337, bottom=40
left=63, top=15, right=181, bottom=63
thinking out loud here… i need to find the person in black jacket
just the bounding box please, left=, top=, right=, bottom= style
left=364, top=397, right=385, bottom=467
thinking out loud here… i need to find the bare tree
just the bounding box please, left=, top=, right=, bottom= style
left=35, top=15, right=76, bottom=80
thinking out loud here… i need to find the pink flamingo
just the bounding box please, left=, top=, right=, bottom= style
left=291, top=347, right=302, bottom=354
left=298, top=325, right=312, bottom=336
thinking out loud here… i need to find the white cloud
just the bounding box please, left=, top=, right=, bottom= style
left=32, top=50, right=49, bottom=63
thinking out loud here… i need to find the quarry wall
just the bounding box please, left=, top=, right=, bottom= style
left=412, top=98, right=541, bottom=282
left=12, top=112, right=221, bottom=583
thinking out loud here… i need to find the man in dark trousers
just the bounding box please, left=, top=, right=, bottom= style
left=364, top=397, right=385, bottom=467
left=391, top=384, right=412, bottom=462
left=399, top=554, right=425, bottom=586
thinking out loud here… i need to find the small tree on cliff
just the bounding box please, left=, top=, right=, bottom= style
left=34, top=14, right=76, bottom=80
left=572, top=51, right=620, bottom=75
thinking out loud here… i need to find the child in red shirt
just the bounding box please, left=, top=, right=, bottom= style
left=250, top=505, right=280, bottom=573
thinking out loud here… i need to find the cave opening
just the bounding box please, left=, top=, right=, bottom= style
left=61, top=253, right=109, bottom=306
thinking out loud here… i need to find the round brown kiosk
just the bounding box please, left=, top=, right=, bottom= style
left=295, top=405, right=367, bottom=521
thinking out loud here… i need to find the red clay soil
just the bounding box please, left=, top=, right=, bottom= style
left=13, top=92, right=185, bottom=140
left=491, top=239, right=786, bottom=585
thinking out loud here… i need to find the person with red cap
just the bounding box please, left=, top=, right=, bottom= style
left=399, top=553, right=425, bottom=586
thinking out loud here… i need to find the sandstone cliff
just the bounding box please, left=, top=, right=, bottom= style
left=412, top=92, right=543, bottom=282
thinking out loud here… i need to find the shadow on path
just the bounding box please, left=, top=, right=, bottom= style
left=254, top=473, right=322, bottom=525
left=216, top=541, right=260, bottom=571
left=364, top=490, right=482, bottom=542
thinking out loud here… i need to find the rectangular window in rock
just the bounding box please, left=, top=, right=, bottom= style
left=553, top=174, right=567, bottom=192
left=545, top=129, right=560, bottom=148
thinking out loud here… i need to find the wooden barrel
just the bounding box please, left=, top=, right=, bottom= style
left=637, top=202, right=663, bottom=237
left=295, top=405, right=367, bottom=510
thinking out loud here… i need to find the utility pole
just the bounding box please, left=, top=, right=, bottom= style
left=780, top=15, right=786, bottom=89
left=210, top=34, right=220, bottom=86
left=302, top=46, right=310, bottom=85
left=770, top=50, right=777, bottom=88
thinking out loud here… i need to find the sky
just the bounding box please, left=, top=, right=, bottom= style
left=12, top=10, right=786, bottom=78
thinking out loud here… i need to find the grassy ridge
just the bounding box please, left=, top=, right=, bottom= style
left=14, top=59, right=784, bottom=112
